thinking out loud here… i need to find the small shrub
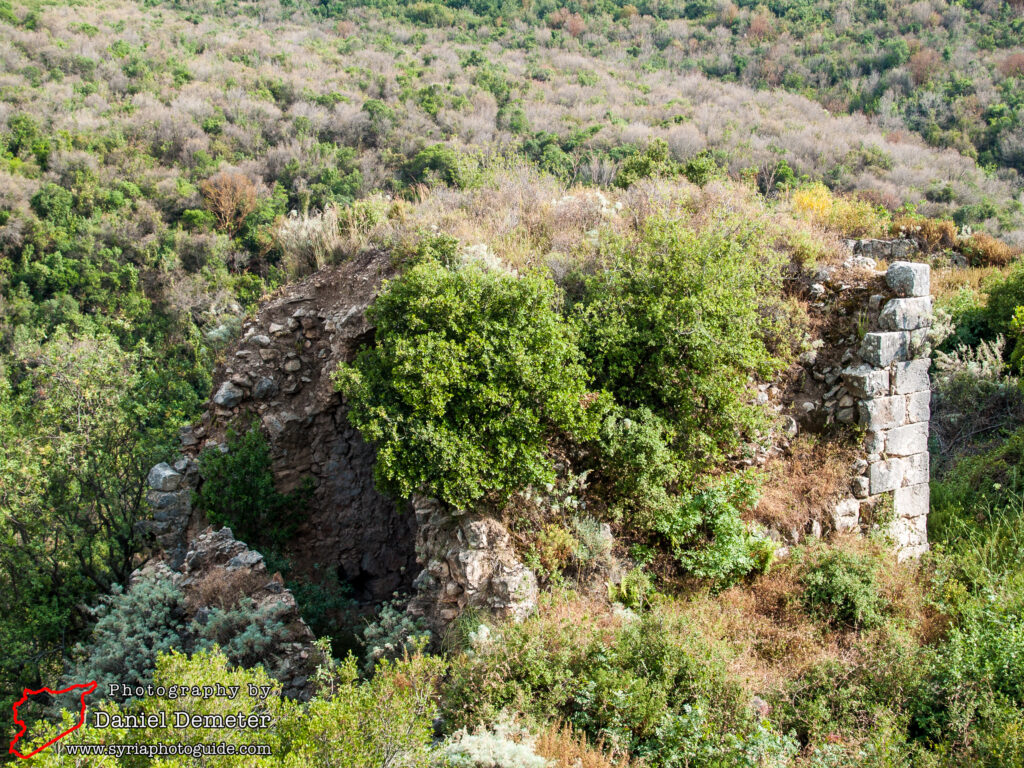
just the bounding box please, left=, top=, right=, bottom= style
left=681, top=149, right=724, bottom=186
left=792, top=183, right=834, bottom=222
left=613, top=138, right=679, bottom=188
left=892, top=214, right=957, bottom=252
left=194, top=596, right=291, bottom=670
left=535, top=523, right=577, bottom=575
left=655, top=473, right=774, bottom=586
left=442, top=718, right=549, bottom=768
left=959, top=232, right=1020, bottom=268
left=65, top=576, right=185, bottom=702
left=571, top=517, right=614, bottom=573
left=200, top=171, right=258, bottom=236
left=361, top=598, right=432, bottom=674
left=406, top=144, right=480, bottom=190
left=195, top=424, right=309, bottom=553
left=799, top=547, right=884, bottom=630
left=608, top=566, right=653, bottom=609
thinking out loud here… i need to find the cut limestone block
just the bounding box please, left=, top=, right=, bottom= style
left=885, top=422, right=929, bottom=457
left=904, top=452, right=929, bottom=486
left=891, top=359, right=930, bottom=395
left=861, top=331, right=911, bottom=367
left=859, top=395, right=907, bottom=431
left=894, top=483, right=929, bottom=519
left=869, top=458, right=905, bottom=494
left=906, top=390, right=930, bottom=423
left=879, top=297, right=932, bottom=331
left=842, top=365, right=890, bottom=398
left=891, top=514, right=929, bottom=559
left=865, top=430, right=885, bottom=454
left=887, top=261, right=930, bottom=298
left=833, top=497, right=861, bottom=532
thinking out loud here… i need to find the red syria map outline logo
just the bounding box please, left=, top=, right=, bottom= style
left=8, top=680, right=98, bottom=759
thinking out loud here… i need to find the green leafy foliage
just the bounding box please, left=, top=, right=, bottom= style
left=335, top=261, right=598, bottom=509
left=195, top=424, right=310, bottom=553
left=573, top=215, right=792, bottom=488
left=613, top=138, right=678, bottom=188
left=656, top=473, right=774, bottom=585
left=442, top=598, right=798, bottom=767
left=799, top=547, right=885, bottom=630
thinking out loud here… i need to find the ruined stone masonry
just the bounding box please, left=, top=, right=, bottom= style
left=143, top=253, right=540, bottom=637
left=840, top=261, right=933, bottom=559
left=406, top=496, right=539, bottom=631
left=137, top=461, right=319, bottom=700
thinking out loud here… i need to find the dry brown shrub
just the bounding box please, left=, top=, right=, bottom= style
left=958, top=231, right=1021, bottom=267
left=892, top=214, right=957, bottom=252
left=536, top=722, right=643, bottom=768
left=753, top=436, right=857, bottom=532
left=673, top=564, right=834, bottom=694
left=200, top=171, right=258, bottom=236
left=747, top=10, right=774, bottom=41
left=185, top=567, right=276, bottom=612
left=931, top=265, right=998, bottom=300
left=999, top=53, right=1024, bottom=78
left=908, top=48, right=941, bottom=85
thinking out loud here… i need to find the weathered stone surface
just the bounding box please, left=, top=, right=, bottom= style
left=879, top=297, right=933, bottom=331
left=852, top=476, right=870, bottom=499
left=859, top=395, right=907, bottom=431
left=891, top=359, right=930, bottom=395
left=190, top=253, right=419, bottom=605
left=904, top=452, right=930, bottom=486
left=869, top=458, right=905, bottom=494
left=407, top=496, right=539, bottom=631
left=894, top=483, right=929, bottom=519
left=169, top=526, right=318, bottom=700
left=253, top=376, right=278, bottom=400
left=906, top=390, right=930, bottom=423
left=885, top=422, right=929, bottom=457
left=887, top=261, right=930, bottom=298
left=861, top=331, right=912, bottom=367
left=148, top=462, right=183, bottom=492
left=891, top=514, right=929, bottom=560
left=865, top=430, right=885, bottom=454
left=833, top=497, right=860, bottom=532
left=843, top=365, right=890, bottom=398
left=213, top=381, right=244, bottom=408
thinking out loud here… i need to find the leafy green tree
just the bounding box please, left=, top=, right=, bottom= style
left=0, top=328, right=176, bottom=727
left=335, top=261, right=599, bottom=509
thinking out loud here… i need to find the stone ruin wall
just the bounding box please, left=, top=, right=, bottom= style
left=140, top=240, right=935, bottom=650
left=793, top=241, right=933, bottom=559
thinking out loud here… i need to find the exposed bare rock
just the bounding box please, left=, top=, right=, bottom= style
left=407, top=496, right=538, bottom=631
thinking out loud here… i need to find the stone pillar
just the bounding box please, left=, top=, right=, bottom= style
left=142, top=458, right=199, bottom=569
left=841, top=262, right=932, bottom=560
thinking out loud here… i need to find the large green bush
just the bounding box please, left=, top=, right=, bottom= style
left=334, top=261, right=599, bottom=510
left=572, top=215, right=793, bottom=489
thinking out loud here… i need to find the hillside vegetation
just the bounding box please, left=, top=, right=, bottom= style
left=2, top=0, right=1024, bottom=765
